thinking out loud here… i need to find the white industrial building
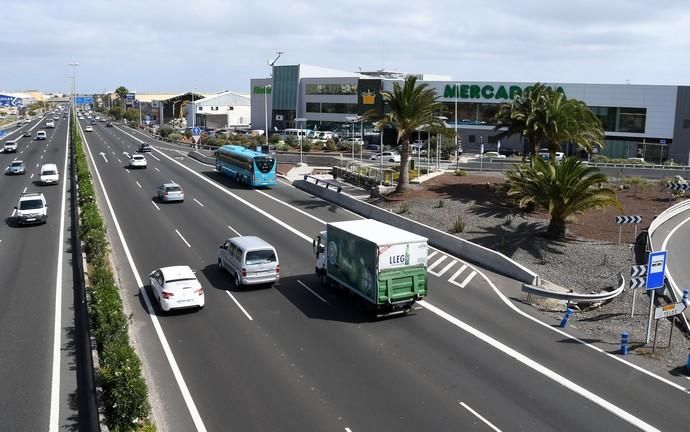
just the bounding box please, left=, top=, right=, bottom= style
left=186, top=91, right=251, bottom=130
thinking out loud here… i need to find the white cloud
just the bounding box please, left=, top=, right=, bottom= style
left=2, top=0, right=690, bottom=92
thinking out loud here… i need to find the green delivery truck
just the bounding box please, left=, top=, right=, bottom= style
left=313, top=219, right=428, bottom=316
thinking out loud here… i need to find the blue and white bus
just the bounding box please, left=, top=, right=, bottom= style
left=215, top=145, right=277, bottom=187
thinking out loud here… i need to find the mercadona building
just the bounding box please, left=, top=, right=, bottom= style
left=250, top=64, right=690, bottom=164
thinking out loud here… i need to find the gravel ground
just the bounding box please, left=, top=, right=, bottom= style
left=375, top=194, right=690, bottom=371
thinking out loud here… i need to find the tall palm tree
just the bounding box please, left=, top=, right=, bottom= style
left=505, top=157, right=621, bottom=239
left=115, top=86, right=128, bottom=112
left=367, top=76, right=447, bottom=192
left=494, top=83, right=551, bottom=159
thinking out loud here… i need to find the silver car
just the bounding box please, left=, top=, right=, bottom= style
left=157, top=182, right=184, bottom=202
left=6, top=160, right=26, bottom=175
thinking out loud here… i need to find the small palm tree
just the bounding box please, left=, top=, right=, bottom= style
left=367, top=76, right=447, bottom=192
left=505, top=157, right=621, bottom=239
left=115, top=86, right=128, bottom=111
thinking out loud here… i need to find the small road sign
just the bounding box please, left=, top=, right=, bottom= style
left=192, top=126, right=201, bottom=143
left=646, top=251, right=667, bottom=290
left=654, top=302, right=687, bottom=320
left=145, top=115, right=151, bottom=126
left=631, top=265, right=646, bottom=278
left=630, top=277, right=647, bottom=289
left=667, top=182, right=690, bottom=192
left=616, top=215, right=642, bottom=224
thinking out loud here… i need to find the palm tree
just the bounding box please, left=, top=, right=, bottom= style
left=505, top=157, right=621, bottom=239
left=367, top=76, right=447, bottom=192
left=115, top=86, right=128, bottom=112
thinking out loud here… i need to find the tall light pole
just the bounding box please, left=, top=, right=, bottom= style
left=69, top=62, right=79, bottom=108
left=295, top=117, right=307, bottom=164
left=264, top=84, right=271, bottom=144
left=454, top=82, right=459, bottom=161
left=346, top=115, right=360, bottom=161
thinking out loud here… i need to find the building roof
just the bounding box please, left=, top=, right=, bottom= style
left=192, top=91, right=250, bottom=107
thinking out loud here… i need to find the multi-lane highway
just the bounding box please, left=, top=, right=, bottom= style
left=0, top=114, right=77, bottom=430
left=72, top=118, right=690, bottom=431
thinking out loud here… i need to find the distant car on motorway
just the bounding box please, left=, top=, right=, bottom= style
left=128, top=154, right=147, bottom=168
left=36, top=131, right=47, bottom=140
left=23, top=130, right=32, bottom=137
left=148, top=266, right=204, bottom=312
left=39, top=163, right=59, bottom=185
left=106, top=122, right=113, bottom=127
left=157, top=182, right=184, bottom=202
left=45, top=120, right=55, bottom=128
left=139, top=142, right=151, bottom=152
left=6, top=160, right=26, bottom=175
left=84, top=125, right=93, bottom=132
left=4, top=139, right=18, bottom=153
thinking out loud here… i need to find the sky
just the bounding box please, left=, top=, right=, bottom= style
left=2, top=0, right=690, bottom=94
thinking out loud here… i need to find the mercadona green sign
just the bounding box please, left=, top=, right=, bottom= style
left=443, top=84, right=565, bottom=101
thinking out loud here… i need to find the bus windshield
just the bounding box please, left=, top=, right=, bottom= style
left=255, top=156, right=275, bottom=174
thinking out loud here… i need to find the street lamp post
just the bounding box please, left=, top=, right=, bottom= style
left=263, top=84, right=271, bottom=144
left=436, top=115, right=448, bottom=171
left=454, top=82, right=459, bottom=161
left=346, top=116, right=360, bottom=161
left=295, top=117, right=307, bottom=164
left=69, top=62, right=79, bottom=108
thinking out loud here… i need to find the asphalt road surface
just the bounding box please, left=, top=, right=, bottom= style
left=0, top=114, right=78, bottom=431
left=77, top=121, right=690, bottom=431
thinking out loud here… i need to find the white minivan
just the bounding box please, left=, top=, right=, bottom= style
left=40, top=163, right=59, bottom=185
left=217, top=236, right=280, bottom=287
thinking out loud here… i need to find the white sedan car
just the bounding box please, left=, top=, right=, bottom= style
left=149, top=266, right=205, bottom=312
left=480, top=151, right=506, bottom=159
left=370, top=151, right=401, bottom=163
left=128, top=154, right=147, bottom=168
left=84, top=125, right=94, bottom=132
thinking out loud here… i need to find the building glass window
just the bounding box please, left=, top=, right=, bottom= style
left=305, top=102, right=358, bottom=114
left=305, top=84, right=358, bottom=95
left=591, top=106, right=646, bottom=133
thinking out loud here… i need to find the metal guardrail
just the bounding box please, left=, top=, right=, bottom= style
left=647, top=198, right=690, bottom=332
left=303, top=174, right=342, bottom=193
left=522, top=273, right=625, bottom=303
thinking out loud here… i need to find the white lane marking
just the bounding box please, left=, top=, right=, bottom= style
left=36, top=163, right=39, bottom=168
left=225, top=291, right=253, bottom=320
left=152, top=201, right=160, bottom=211
left=154, top=167, right=160, bottom=172
left=80, top=125, right=208, bottom=431
left=117, top=158, right=122, bottom=163
left=22, top=187, right=27, bottom=194
left=453, top=270, right=477, bottom=289
left=123, top=151, right=131, bottom=159
left=447, top=264, right=468, bottom=286
left=30, top=173, right=34, bottom=179
left=136, top=181, right=142, bottom=189
left=49, top=109, right=70, bottom=432
left=125, top=168, right=130, bottom=174
left=40, top=155, right=43, bottom=159
left=20, top=150, right=24, bottom=154
left=175, top=229, right=191, bottom=248
left=227, top=225, right=241, bottom=236
left=459, top=402, right=501, bottom=432
left=99, top=152, right=108, bottom=163
left=434, top=260, right=456, bottom=277
left=298, top=280, right=328, bottom=304
left=11, top=208, right=16, bottom=218
left=419, top=301, right=661, bottom=432
left=427, top=255, right=448, bottom=272
left=149, top=153, right=160, bottom=161
left=427, top=251, right=438, bottom=260
left=345, top=428, right=353, bottom=432
left=193, top=198, right=204, bottom=207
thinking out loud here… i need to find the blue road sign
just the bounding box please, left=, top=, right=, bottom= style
left=0, top=130, right=6, bottom=137
left=145, top=115, right=151, bottom=121
left=646, top=250, right=667, bottom=290
left=74, top=96, right=94, bottom=105
left=192, top=127, right=201, bottom=136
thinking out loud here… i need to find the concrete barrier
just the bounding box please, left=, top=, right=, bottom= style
left=294, top=179, right=539, bottom=285
left=188, top=150, right=215, bottom=165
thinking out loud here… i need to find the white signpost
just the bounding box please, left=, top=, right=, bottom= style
left=652, top=301, right=687, bottom=352
left=192, top=126, right=201, bottom=144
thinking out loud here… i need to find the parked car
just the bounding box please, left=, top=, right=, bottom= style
left=365, top=144, right=381, bottom=152
left=218, top=236, right=280, bottom=287
left=6, top=160, right=26, bottom=175
left=480, top=151, right=506, bottom=159
left=370, top=151, right=401, bottom=163
left=157, top=182, right=184, bottom=202
left=148, top=266, right=204, bottom=312
left=14, top=192, right=47, bottom=225
left=128, top=154, right=147, bottom=168
left=538, top=150, right=564, bottom=163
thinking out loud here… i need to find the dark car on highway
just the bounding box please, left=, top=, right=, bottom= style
left=139, top=142, right=151, bottom=152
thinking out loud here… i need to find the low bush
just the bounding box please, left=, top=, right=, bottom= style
left=71, top=113, right=151, bottom=431
left=449, top=215, right=466, bottom=233
left=455, top=169, right=468, bottom=176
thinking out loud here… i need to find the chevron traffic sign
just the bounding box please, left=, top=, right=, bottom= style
left=630, top=265, right=646, bottom=278
left=616, top=215, right=642, bottom=224
left=629, top=277, right=647, bottom=289
left=667, top=182, right=690, bottom=191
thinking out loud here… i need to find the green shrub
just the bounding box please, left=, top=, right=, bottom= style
left=158, top=126, right=174, bottom=138
left=434, top=199, right=445, bottom=208
left=302, top=141, right=312, bottom=152
left=325, top=140, right=337, bottom=152
left=285, top=136, right=298, bottom=148
left=168, top=133, right=182, bottom=141
left=397, top=202, right=410, bottom=214
left=276, top=142, right=289, bottom=151
left=454, top=169, right=468, bottom=176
